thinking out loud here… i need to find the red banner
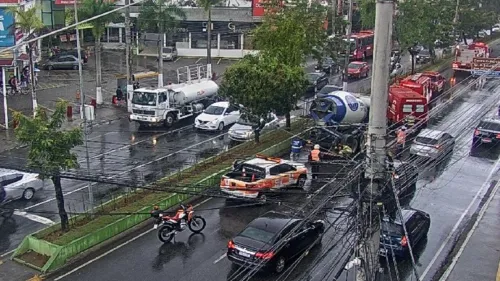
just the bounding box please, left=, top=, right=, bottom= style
left=252, top=0, right=265, bottom=17
left=55, top=0, right=75, bottom=4
left=0, top=0, right=19, bottom=3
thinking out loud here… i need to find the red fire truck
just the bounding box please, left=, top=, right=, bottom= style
left=399, top=73, right=433, bottom=103
left=387, top=85, right=428, bottom=128
left=343, top=30, right=374, bottom=61
left=452, top=42, right=489, bottom=73
left=420, top=71, right=446, bottom=95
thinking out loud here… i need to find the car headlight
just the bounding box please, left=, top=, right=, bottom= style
left=416, top=55, right=420, bottom=58
left=210, top=119, right=218, bottom=124
left=245, top=131, right=253, bottom=138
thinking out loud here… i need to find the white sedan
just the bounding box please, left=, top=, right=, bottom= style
left=194, top=101, right=241, bottom=131
left=0, top=169, right=49, bottom=201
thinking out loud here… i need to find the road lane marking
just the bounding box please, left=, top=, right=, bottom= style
left=420, top=156, right=500, bottom=280
left=26, top=133, right=226, bottom=210
left=195, top=58, right=202, bottom=64
left=213, top=253, right=227, bottom=264
left=439, top=180, right=500, bottom=280
left=174, top=57, right=181, bottom=62
left=53, top=197, right=212, bottom=281
left=13, top=210, right=56, bottom=226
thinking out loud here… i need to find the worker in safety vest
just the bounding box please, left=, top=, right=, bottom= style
left=309, top=144, right=321, bottom=162
left=396, top=126, right=407, bottom=158
left=290, top=138, right=303, bottom=161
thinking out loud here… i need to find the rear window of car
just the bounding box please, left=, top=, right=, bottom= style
left=239, top=226, right=276, bottom=244
left=415, top=136, right=438, bottom=145
left=478, top=121, right=500, bottom=132
left=238, top=164, right=265, bottom=175
left=381, top=221, right=403, bottom=235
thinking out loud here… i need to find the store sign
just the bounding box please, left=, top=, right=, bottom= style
left=0, top=0, right=19, bottom=3
left=252, top=0, right=282, bottom=16
left=55, top=0, right=76, bottom=4
left=472, top=57, right=500, bottom=71
left=0, top=8, right=15, bottom=47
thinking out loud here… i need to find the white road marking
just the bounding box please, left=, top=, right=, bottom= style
left=439, top=179, right=500, bottom=280
left=174, top=57, right=181, bottom=62
left=87, top=131, right=116, bottom=141
left=195, top=58, right=202, bottom=64
left=420, top=156, right=500, bottom=280
left=213, top=253, right=227, bottom=264
left=0, top=249, right=15, bottom=258
left=53, top=198, right=212, bottom=281
left=13, top=210, right=56, bottom=226
left=26, top=133, right=226, bottom=210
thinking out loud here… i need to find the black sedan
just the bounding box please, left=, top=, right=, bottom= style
left=305, top=72, right=329, bottom=96
left=315, top=57, right=338, bottom=74
left=227, top=211, right=325, bottom=274
left=416, top=49, right=431, bottom=64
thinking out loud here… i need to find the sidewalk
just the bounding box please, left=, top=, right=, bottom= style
left=0, top=105, right=129, bottom=154
left=441, top=181, right=500, bottom=281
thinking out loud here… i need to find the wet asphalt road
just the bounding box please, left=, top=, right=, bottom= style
left=48, top=79, right=500, bottom=281
left=0, top=49, right=397, bottom=257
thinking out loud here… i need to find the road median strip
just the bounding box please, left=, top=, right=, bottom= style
left=10, top=118, right=313, bottom=273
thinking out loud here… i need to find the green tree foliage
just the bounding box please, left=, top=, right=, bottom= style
left=455, top=0, right=498, bottom=40
left=252, top=0, right=328, bottom=66
left=359, top=0, right=375, bottom=29
left=219, top=56, right=308, bottom=141
left=13, top=101, right=83, bottom=232
left=138, top=0, right=186, bottom=34
left=78, top=0, right=117, bottom=104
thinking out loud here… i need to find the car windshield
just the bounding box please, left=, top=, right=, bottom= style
left=322, top=57, right=333, bottom=65
left=236, top=116, right=255, bottom=126
left=132, top=92, right=157, bottom=106
left=478, top=121, right=500, bottom=132
left=163, top=47, right=172, bottom=53
left=419, top=49, right=430, bottom=56
left=204, top=105, right=225, bottom=115
left=239, top=226, right=276, bottom=244
left=343, top=39, right=357, bottom=52
left=318, top=85, right=342, bottom=95
left=382, top=221, right=403, bottom=235
left=306, top=73, right=321, bottom=82
left=348, top=63, right=363, bottom=69
left=415, top=136, right=439, bottom=145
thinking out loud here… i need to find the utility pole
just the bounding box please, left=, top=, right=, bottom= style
left=358, top=0, right=394, bottom=280
left=74, top=1, right=94, bottom=216
left=342, top=0, right=353, bottom=91
left=125, top=0, right=133, bottom=110
left=157, top=1, right=164, bottom=88
left=206, top=8, right=212, bottom=65
left=28, top=41, right=37, bottom=117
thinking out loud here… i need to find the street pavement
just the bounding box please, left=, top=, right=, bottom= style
left=0, top=49, right=398, bottom=263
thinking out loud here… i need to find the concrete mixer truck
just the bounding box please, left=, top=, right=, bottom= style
left=129, top=65, right=220, bottom=128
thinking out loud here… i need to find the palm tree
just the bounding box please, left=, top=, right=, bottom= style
left=78, top=0, right=117, bottom=105
left=7, top=7, right=44, bottom=117
left=197, top=0, right=221, bottom=65
left=138, top=0, right=185, bottom=87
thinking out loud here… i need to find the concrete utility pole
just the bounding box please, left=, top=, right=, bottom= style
left=125, top=0, right=133, bottom=110
left=157, top=1, right=164, bottom=88
left=206, top=8, right=212, bottom=65
left=342, top=0, right=353, bottom=91
left=358, top=0, right=394, bottom=280
left=74, top=1, right=94, bottom=215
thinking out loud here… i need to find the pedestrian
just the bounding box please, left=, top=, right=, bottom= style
left=116, top=86, right=124, bottom=103
left=396, top=126, right=407, bottom=158
left=8, top=75, right=18, bottom=94
left=290, top=137, right=303, bottom=161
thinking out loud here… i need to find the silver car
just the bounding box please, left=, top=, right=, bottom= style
left=228, top=113, right=279, bottom=142
left=410, top=129, right=455, bottom=160
left=0, top=169, right=49, bottom=201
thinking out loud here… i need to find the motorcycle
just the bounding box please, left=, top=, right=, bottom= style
left=151, top=204, right=206, bottom=243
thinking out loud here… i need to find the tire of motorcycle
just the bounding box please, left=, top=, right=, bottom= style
left=188, top=216, right=206, bottom=233
left=158, top=225, right=175, bottom=243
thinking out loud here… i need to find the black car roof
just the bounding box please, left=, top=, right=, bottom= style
left=248, top=211, right=300, bottom=234
left=383, top=209, right=427, bottom=225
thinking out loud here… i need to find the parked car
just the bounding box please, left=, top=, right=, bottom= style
left=51, top=49, right=88, bottom=63
left=0, top=169, right=49, bottom=201
left=227, top=211, right=325, bottom=273
left=316, top=84, right=343, bottom=97
left=410, top=129, right=455, bottom=160
left=43, top=55, right=82, bottom=70
left=195, top=102, right=240, bottom=131
left=379, top=208, right=430, bottom=257
left=220, top=154, right=308, bottom=200
left=315, top=57, right=338, bottom=74
left=305, top=72, right=329, bottom=95
left=347, top=61, right=370, bottom=79
left=416, top=49, right=431, bottom=64
left=493, top=24, right=500, bottom=33
left=472, top=118, right=500, bottom=147
left=228, top=113, right=279, bottom=142
left=162, top=46, right=178, bottom=61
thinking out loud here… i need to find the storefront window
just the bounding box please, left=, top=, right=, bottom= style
left=220, top=33, right=240, bottom=49
left=191, top=32, right=217, bottom=49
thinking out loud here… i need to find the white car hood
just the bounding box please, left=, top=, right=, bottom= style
left=196, top=113, right=220, bottom=123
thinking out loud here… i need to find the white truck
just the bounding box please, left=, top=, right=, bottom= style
left=129, top=65, right=219, bottom=127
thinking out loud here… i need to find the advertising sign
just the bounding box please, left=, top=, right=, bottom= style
left=55, top=0, right=76, bottom=4
left=0, top=0, right=18, bottom=3
left=252, top=0, right=266, bottom=17
left=472, top=57, right=500, bottom=71
left=0, top=8, right=15, bottom=47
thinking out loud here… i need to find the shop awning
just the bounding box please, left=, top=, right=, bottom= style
left=0, top=50, right=14, bottom=67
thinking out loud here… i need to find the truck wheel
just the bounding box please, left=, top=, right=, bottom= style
left=164, top=113, right=175, bottom=128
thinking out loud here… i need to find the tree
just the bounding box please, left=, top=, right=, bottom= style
left=13, top=101, right=83, bottom=232
left=455, top=0, right=498, bottom=42
left=197, top=0, right=222, bottom=65
left=219, top=56, right=308, bottom=141
left=359, top=0, right=375, bottom=29
left=7, top=7, right=44, bottom=117
left=252, top=0, right=328, bottom=67
left=78, top=0, right=117, bottom=105
left=138, top=0, right=185, bottom=87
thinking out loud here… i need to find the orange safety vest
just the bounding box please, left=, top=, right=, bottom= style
left=396, top=130, right=406, bottom=144
left=310, top=149, right=320, bottom=161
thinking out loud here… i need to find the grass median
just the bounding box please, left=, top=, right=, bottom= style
left=35, top=119, right=312, bottom=246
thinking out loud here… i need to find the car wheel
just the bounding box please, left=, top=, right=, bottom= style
left=164, top=113, right=175, bottom=128
left=296, top=175, right=307, bottom=189
left=22, top=188, right=35, bottom=200
left=72, top=65, right=78, bottom=70
left=274, top=256, right=286, bottom=273
left=48, top=65, right=53, bottom=71
left=258, top=193, right=267, bottom=203
left=217, top=122, right=224, bottom=131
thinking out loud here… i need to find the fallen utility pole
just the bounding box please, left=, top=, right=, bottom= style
left=358, top=0, right=394, bottom=280
left=342, top=0, right=353, bottom=91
